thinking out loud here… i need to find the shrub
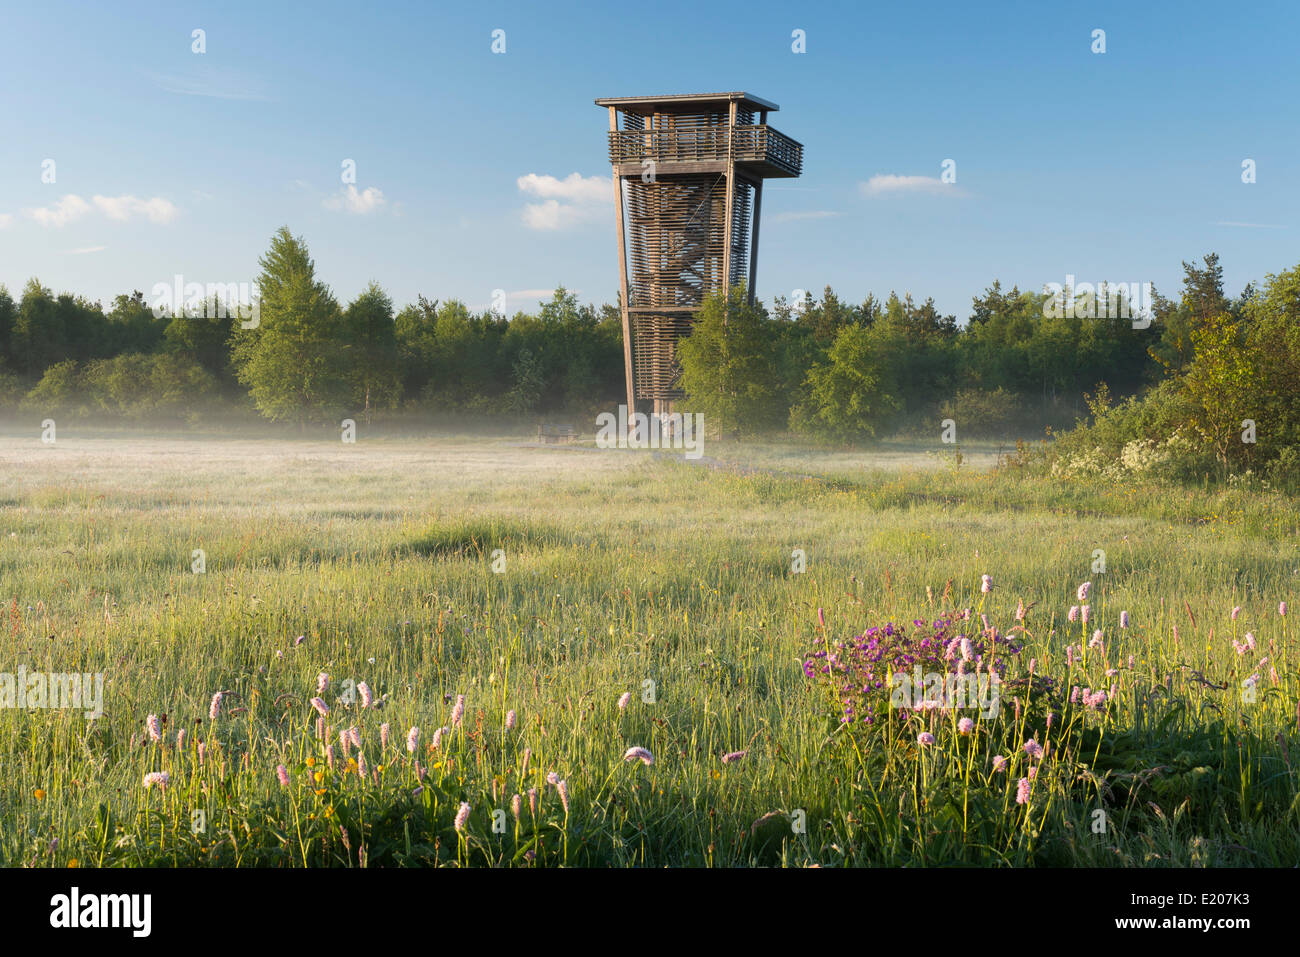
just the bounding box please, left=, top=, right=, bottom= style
left=939, top=387, right=1022, bottom=438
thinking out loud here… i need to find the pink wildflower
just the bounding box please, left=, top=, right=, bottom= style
left=623, top=746, right=654, bottom=766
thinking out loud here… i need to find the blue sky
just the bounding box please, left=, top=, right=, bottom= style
left=2, top=0, right=1297, bottom=321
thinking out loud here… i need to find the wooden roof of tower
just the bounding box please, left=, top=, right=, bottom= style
left=594, top=91, right=780, bottom=113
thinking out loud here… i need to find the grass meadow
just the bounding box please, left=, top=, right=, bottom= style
left=1, top=429, right=1298, bottom=867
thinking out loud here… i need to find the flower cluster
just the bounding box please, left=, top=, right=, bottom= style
left=803, top=610, right=1021, bottom=726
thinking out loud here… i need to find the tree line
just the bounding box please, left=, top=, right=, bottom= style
left=0, top=229, right=1282, bottom=466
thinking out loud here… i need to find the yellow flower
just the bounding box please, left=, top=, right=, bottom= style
left=33, top=788, right=46, bottom=800
left=306, top=756, right=316, bottom=768
left=313, top=771, right=324, bottom=784
left=68, top=859, right=79, bottom=868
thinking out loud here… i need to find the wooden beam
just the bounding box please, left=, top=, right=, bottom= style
left=611, top=106, right=636, bottom=425
left=722, top=100, right=737, bottom=306
left=747, top=179, right=762, bottom=306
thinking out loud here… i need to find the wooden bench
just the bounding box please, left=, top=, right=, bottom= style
left=537, top=423, right=579, bottom=445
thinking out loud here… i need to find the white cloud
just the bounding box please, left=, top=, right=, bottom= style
left=26, top=193, right=177, bottom=226
left=324, top=185, right=386, bottom=214
left=517, top=172, right=610, bottom=204
left=517, top=172, right=610, bottom=230
left=521, top=198, right=604, bottom=231
left=66, top=245, right=107, bottom=255
left=0, top=213, right=11, bottom=228
left=860, top=174, right=962, bottom=197
left=26, top=194, right=92, bottom=226
left=93, top=194, right=178, bottom=223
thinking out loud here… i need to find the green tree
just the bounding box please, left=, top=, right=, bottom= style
left=1180, top=312, right=1258, bottom=471
left=0, top=285, right=15, bottom=368
left=164, top=295, right=237, bottom=387
left=790, top=322, right=901, bottom=443
left=677, top=286, right=785, bottom=436
left=230, top=227, right=347, bottom=425
left=11, top=279, right=62, bottom=377
left=342, top=281, right=401, bottom=420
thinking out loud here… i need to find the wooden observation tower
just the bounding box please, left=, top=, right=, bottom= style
left=596, top=92, right=803, bottom=418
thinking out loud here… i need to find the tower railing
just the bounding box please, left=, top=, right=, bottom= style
left=608, top=125, right=803, bottom=177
